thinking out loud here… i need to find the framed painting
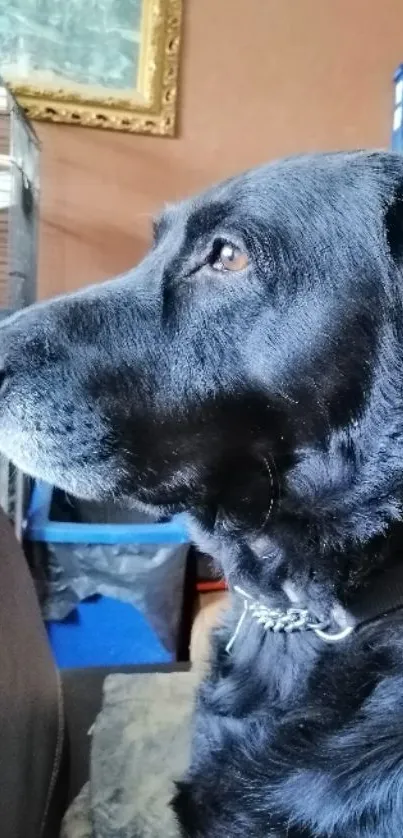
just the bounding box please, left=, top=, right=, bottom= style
left=0, top=0, right=182, bottom=135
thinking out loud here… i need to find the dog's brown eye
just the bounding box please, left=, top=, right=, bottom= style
left=213, top=243, right=249, bottom=272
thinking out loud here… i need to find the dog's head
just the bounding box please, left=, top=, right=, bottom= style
left=1, top=151, right=403, bottom=599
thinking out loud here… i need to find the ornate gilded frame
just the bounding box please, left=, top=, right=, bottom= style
left=5, top=0, right=182, bottom=136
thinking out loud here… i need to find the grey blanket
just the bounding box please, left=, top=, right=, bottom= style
left=61, top=671, right=200, bottom=838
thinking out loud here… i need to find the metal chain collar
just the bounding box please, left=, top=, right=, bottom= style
left=226, top=586, right=354, bottom=653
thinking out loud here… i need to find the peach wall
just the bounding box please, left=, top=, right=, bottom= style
left=36, top=0, right=403, bottom=298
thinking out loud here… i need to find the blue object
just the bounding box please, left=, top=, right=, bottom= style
left=46, top=595, right=171, bottom=668
left=392, top=65, right=403, bottom=151
left=25, top=481, right=190, bottom=668
left=24, top=480, right=189, bottom=544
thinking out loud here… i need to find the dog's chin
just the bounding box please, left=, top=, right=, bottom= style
left=0, top=442, right=119, bottom=504
left=28, top=465, right=118, bottom=503
left=0, top=438, right=172, bottom=517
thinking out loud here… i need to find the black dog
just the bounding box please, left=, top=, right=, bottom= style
left=1, top=151, right=403, bottom=836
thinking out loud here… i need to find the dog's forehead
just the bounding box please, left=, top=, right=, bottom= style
left=156, top=151, right=400, bottom=250
left=157, top=176, right=274, bottom=251
left=159, top=175, right=249, bottom=235
left=159, top=153, right=373, bottom=227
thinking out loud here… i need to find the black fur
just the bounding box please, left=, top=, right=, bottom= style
left=1, top=151, right=403, bottom=835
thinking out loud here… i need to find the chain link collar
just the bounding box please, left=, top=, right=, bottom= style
left=226, top=586, right=354, bottom=653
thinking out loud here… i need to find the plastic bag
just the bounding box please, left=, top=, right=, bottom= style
left=29, top=493, right=189, bottom=653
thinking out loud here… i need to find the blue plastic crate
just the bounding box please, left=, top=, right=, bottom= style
left=46, top=595, right=173, bottom=668
left=24, top=480, right=189, bottom=544
left=24, top=481, right=190, bottom=668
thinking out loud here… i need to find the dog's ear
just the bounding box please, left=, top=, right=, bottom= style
left=385, top=183, right=403, bottom=264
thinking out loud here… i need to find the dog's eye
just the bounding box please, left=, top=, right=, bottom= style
left=211, top=242, right=249, bottom=272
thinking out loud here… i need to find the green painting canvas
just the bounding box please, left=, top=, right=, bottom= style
left=0, top=0, right=143, bottom=92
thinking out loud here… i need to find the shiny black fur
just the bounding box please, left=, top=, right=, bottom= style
left=1, top=151, right=403, bottom=835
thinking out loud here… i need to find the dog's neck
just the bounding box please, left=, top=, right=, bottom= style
left=189, top=443, right=403, bottom=630
left=187, top=332, right=403, bottom=626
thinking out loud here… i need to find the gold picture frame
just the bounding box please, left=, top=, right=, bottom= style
left=2, top=0, right=182, bottom=136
